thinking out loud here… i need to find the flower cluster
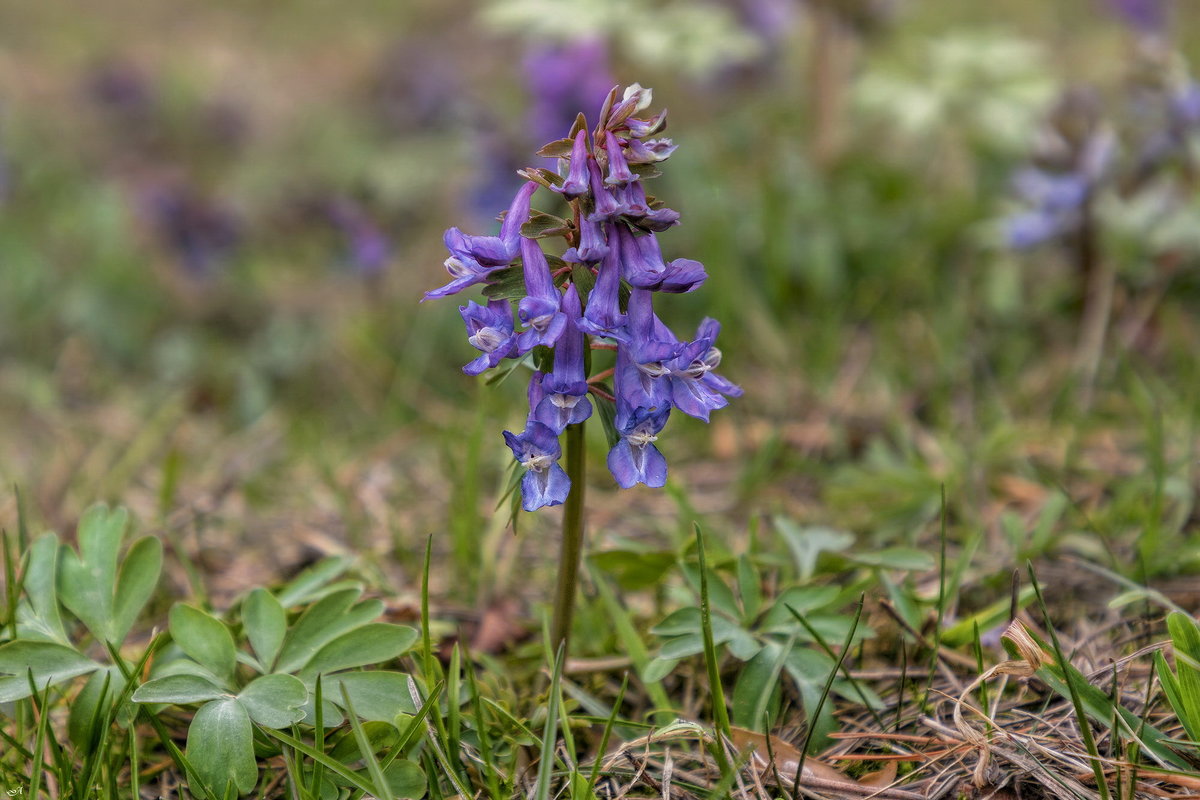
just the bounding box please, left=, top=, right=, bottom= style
left=425, top=85, right=741, bottom=511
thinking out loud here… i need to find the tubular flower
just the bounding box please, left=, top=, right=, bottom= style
left=424, top=181, right=537, bottom=300
left=460, top=299, right=518, bottom=375
left=607, top=406, right=670, bottom=488
left=533, top=284, right=593, bottom=433
left=504, top=423, right=571, bottom=510
left=517, top=236, right=567, bottom=353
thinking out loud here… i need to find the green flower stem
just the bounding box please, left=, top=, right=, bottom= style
left=550, top=420, right=586, bottom=652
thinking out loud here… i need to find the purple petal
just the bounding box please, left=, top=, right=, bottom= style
left=521, top=463, right=571, bottom=510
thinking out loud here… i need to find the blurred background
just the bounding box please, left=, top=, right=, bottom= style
left=2, top=0, right=1199, bottom=606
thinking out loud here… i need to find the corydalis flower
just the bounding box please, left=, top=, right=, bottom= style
left=460, top=299, right=518, bottom=375
left=503, top=422, right=570, bottom=511
left=517, top=236, right=567, bottom=352
left=532, top=284, right=593, bottom=433
left=424, top=181, right=536, bottom=300
left=608, top=407, right=670, bottom=488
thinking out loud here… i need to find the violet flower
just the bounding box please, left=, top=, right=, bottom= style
left=603, top=132, right=638, bottom=186
left=425, top=181, right=536, bottom=301
left=607, top=406, right=670, bottom=488
left=552, top=130, right=591, bottom=199
left=504, top=423, right=571, bottom=510
left=517, top=235, right=567, bottom=352
left=460, top=299, right=519, bottom=375
left=577, top=245, right=629, bottom=341
left=664, top=318, right=743, bottom=422
left=533, top=284, right=593, bottom=433
left=616, top=225, right=707, bottom=293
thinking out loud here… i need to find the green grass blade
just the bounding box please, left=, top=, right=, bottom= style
left=695, top=523, right=733, bottom=761
left=1028, top=565, right=1111, bottom=800
left=533, top=641, right=567, bottom=800
left=587, top=672, right=628, bottom=792
left=340, top=683, right=394, bottom=800
left=792, top=595, right=863, bottom=800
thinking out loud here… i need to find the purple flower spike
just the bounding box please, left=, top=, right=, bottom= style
left=517, top=236, right=567, bottom=352
left=425, top=181, right=537, bottom=300
left=665, top=319, right=743, bottom=421
left=534, top=284, right=593, bottom=433
left=604, top=133, right=638, bottom=186
left=552, top=130, right=591, bottom=199
left=578, top=245, right=629, bottom=341
left=504, top=423, right=571, bottom=511
left=460, top=299, right=518, bottom=375
left=607, top=407, right=670, bottom=488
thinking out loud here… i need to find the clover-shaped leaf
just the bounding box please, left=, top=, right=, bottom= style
left=57, top=504, right=162, bottom=645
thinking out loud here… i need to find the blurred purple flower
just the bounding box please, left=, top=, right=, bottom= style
left=86, top=59, right=155, bottom=119
left=1105, top=0, right=1167, bottom=34
left=139, top=183, right=240, bottom=277
left=327, top=198, right=392, bottom=277
left=524, top=37, right=615, bottom=147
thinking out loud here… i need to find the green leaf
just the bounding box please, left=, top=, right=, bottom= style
left=378, top=760, right=426, bottom=799
left=133, top=674, right=228, bottom=705
left=169, top=604, right=237, bottom=685
left=324, top=671, right=419, bottom=723
left=731, top=639, right=789, bottom=730
left=186, top=698, right=258, bottom=796
left=481, top=267, right=527, bottom=302
left=1154, top=651, right=1194, bottom=742
left=592, top=391, right=621, bottom=449
left=68, top=665, right=126, bottom=749
left=681, top=563, right=740, bottom=619
left=1166, top=612, right=1200, bottom=742
left=275, top=556, right=352, bottom=609
left=844, top=547, right=935, bottom=572
left=112, top=536, right=163, bottom=643
left=760, top=586, right=840, bottom=629
left=776, top=521, right=853, bottom=581
left=589, top=549, right=675, bottom=591
left=642, top=656, right=679, bottom=683
left=58, top=504, right=130, bottom=643
left=21, top=532, right=67, bottom=644
left=237, top=673, right=307, bottom=729
left=535, top=137, right=575, bottom=158
left=300, top=623, right=418, bottom=678
left=521, top=211, right=571, bottom=239
left=274, top=589, right=382, bottom=674
left=737, top=555, right=763, bottom=623
left=242, top=589, right=286, bottom=671
left=328, top=720, right=398, bottom=763
left=0, top=640, right=101, bottom=702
